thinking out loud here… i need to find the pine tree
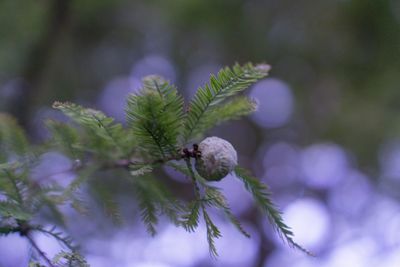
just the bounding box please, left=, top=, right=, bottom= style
left=0, top=63, right=311, bottom=266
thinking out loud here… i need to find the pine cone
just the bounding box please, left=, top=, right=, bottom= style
left=195, top=136, right=237, bottom=181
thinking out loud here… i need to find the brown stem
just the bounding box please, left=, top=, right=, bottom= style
left=32, top=145, right=200, bottom=179
left=102, top=151, right=192, bottom=170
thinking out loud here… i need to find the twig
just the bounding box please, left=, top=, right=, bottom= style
left=184, top=158, right=201, bottom=199
left=108, top=155, right=182, bottom=169
left=25, top=233, right=56, bottom=267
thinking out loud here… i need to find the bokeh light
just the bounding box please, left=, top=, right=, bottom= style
left=209, top=173, right=253, bottom=215
left=379, top=139, right=400, bottom=181
left=328, top=169, right=372, bottom=218
left=131, top=55, right=176, bottom=82
left=300, top=143, right=348, bottom=189
left=31, top=151, right=75, bottom=187
left=212, top=221, right=260, bottom=267
left=143, top=223, right=208, bottom=266
left=324, top=237, right=378, bottom=267
left=0, top=234, right=29, bottom=267
left=281, top=198, right=330, bottom=250
left=185, top=63, right=221, bottom=99
left=98, top=76, right=141, bottom=122
left=249, top=78, right=294, bottom=128
left=262, top=142, right=300, bottom=188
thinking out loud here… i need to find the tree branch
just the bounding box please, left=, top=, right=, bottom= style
left=26, top=233, right=56, bottom=267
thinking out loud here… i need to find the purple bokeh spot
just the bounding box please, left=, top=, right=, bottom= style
left=300, top=143, right=348, bottom=189
left=34, top=230, right=64, bottom=260
left=31, top=151, right=75, bottom=187
left=372, top=247, right=400, bottom=267
left=379, top=140, right=400, bottom=181
left=132, top=263, right=172, bottom=267
left=163, top=163, right=190, bottom=184
left=324, top=237, right=378, bottom=267
left=0, top=78, right=23, bottom=106
left=208, top=173, right=253, bottom=215
left=143, top=223, right=208, bottom=266
left=249, top=78, right=294, bottom=128
left=365, top=195, right=400, bottom=247
left=328, top=169, right=372, bottom=217
left=98, top=76, right=141, bottom=122
left=32, top=107, right=70, bottom=140
left=185, top=63, right=221, bottom=99
left=264, top=250, right=321, bottom=267
left=262, top=142, right=301, bottom=187
left=212, top=221, right=260, bottom=267
left=85, top=224, right=208, bottom=267
left=281, top=198, right=330, bottom=250
left=131, top=54, right=176, bottom=82
left=0, top=234, right=29, bottom=267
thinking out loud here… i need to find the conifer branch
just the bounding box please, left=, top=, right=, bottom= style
left=204, top=186, right=250, bottom=238
left=0, top=62, right=312, bottom=261
left=34, top=226, right=76, bottom=251
left=4, top=170, right=25, bottom=205
left=52, top=251, right=89, bottom=267
left=180, top=201, right=200, bottom=232
left=183, top=63, right=270, bottom=142
left=202, top=206, right=221, bottom=258
left=234, top=166, right=312, bottom=255
left=26, top=233, right=56, bottom=267
left=193, top=96, right=258, bottom=139
left=126, top=75, right=184, bottom=159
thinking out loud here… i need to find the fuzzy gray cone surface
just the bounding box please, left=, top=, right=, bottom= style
left=195, top=136, right=238, bottom=181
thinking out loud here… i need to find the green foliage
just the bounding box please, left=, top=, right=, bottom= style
left=183, top=63, right=269, bottom=142
left=131, top=174, right=182, bottom=235
left=0, top=113, right=29, bottom=161
left=180, top=200, right=200, bottom=232
left=126, top=75, right=184, bottom=160
left=0, top=200, right=31, bottom=220
left=35, top=225, right=77, bottom=251
left=202, top=207, right=222, bottom=258
left=29, top=262, right=46, bottom=267
left=52, top=101, right=128, bottom=159
left=234, top=166, right=312, bottom=255
left=45, top=120, right=82, bottom=159
left=91, top=182, right=123, bottom=225
left=204, top=186, right=250, bottom=238
left=129, top=164, right=153, bottom=177
left=0, top=63, right=310, bottom=264
left=191, top=96, right=258, bottom=140
left=134, top=179, right=158, bottom=235
left=52, top=251, right=89, bottom=267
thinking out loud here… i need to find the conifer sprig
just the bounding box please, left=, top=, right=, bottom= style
left=0, top=115, right=87, bottom=265
left=52, top=102, right=124, bottom=145
left=204, top=186, right=250, bottom=238
left=0, top=113, right=29, bottom=159
left=52, top=101, right=128, bottom=158
left=52, top=251, right=90, bottom=267
left=234, top=166, right=312, bottom=255
left=126, top=75, right=184, bottom=160
left=202, top=206, right=222, bottom=258
left=0, top=62, right=312, bottom=264
left=183, top=63, right=270, bottom=142
left=191, top=96, right=258, bottom=140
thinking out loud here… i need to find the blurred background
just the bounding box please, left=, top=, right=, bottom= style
left=1, top=0, right=400, bottom=266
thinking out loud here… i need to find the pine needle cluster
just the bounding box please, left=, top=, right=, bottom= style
left=0, top=63, right=310, bottom=266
